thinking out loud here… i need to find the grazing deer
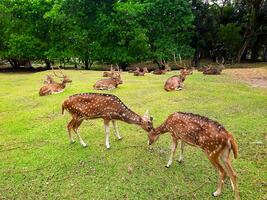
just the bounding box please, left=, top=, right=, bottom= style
left=62, top=93, right=154, bottom=149
left=39, top=66, right=72, bottom=96
left=203, top=57, right=225, bottom=75
left=93, top=76, right=123, bottom=90
left=148, top=112, right=240, bottom=200
left=134, top=67, right=149, bottom=76
left=164, top=69, right=193, bottom=91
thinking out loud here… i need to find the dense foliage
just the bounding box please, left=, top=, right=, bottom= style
left=0, top=0, right=266, bottom=69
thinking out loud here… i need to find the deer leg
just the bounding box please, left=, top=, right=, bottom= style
left=67, top=119, right=76, bottom=144
left=73, top=119, right=87, bottom=148
left=104, top=120, right=111, bottom=149
left=220, top=148, right=240, bottom=200
left=166, top=138, right=178, bottom=168
left=207, top=155, right=226, bottom=197
left=112, top=120, right=122, bottom=140
left=178, top=140, right=185, bottom=163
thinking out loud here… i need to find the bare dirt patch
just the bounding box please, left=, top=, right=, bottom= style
left=225, top=67, right=267, bottom=88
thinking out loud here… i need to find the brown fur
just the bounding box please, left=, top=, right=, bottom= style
left=134, top=67, right=149, bottom=76
left=39, top=76, right=72, bottom=96
left=153, top=68, right=167, bottom=75
left=148, top=112, right=240, bottom=200
left=62, top=93, right=153, bottom=148
left=164, top=69, right=193, bottom=91
left=93, top=77, right=123, bottom=90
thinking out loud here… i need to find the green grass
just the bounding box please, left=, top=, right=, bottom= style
left=0, top=69, right=266, bottom=200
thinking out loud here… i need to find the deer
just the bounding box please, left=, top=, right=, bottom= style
left=93, top=76, right=123, bottom=90
left=203, top=57, right=225, bottom=75
left=164, top=69, right=192, bottom=91
left=128, top=67, right=140, bottom=73
left=62, top=93, right=154, bottom=149
left=153, top=59, right=169, bottom=75
left=39, top=66, right=72, bottom=96
left=103, top=64, right=121, bottom=78
left=134, top=67, right=149, bottom=76
left=164, top=54, right=193, bottom=91
left=147, top=112, right=240, bottom=200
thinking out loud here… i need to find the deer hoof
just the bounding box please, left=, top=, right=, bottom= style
left=165, top=165, right=170, bottom=168
left=212, top=192, right=219, bottom=197
left=118, top=137, right=123, bottom=140
left=70, top=141, right=75, bottom=144
left=83, top=144, right=88, bottom=148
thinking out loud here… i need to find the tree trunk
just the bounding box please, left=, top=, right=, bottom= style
left=44, top=59, right=51, bottom=69
left=192, top=48, right=200, bottom=67
left=236, top=39, right=249, bottom=63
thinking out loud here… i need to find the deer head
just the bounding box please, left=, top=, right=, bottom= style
left=216, top=57, right=225, bottom=70
left=51, top=66, right=72, bottom=83
left=140, top=110, right=154, bottom=132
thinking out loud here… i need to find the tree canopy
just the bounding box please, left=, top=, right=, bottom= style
left=0, top=0, right=266, bottom=69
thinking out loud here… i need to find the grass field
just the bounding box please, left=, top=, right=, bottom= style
left=0, top=69, right=266, bottom=200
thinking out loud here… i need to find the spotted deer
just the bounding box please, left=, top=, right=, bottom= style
left=39, top=66, right=72, bottom=96
left=203, top=57, right=225, bottom=75
left=128, top=67, right=140, bottom=73
left=62, top=93, right=153, bottom=149
left=103, top=64, right=121, bottom=78
left=148, top=112, right=240, bottom=200
left=134, top=67, right=149, bottom=76
left=93, top=76, right=123, bottom=90
left=164, top=69, right=192, bottom=91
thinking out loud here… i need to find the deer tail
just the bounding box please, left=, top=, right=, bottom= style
left=229, top=135, right=238, bottom=159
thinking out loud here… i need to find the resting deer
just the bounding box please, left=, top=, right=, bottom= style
left=153, top=58, right=170, bottom=75
left=203, top=57, right=225, bottom=75
left=93, top=76, right=122, bottom=90
left=164, top=69, right=192, bottom=91
left=134, top=67, right=149, bottom=76
left=128, top=67, right=140, bottom=73
left=39, top=66, right=72, bottom=96
left=103, top=64, right=121, bottom=78
left=164, top=54, right=193, bottom=91
left=148, top=112, right=240, bottom=200
left=62, top=93, right=153, bottom=149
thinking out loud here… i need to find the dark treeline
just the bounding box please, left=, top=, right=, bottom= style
left=0, top=0, right=266, bottom=70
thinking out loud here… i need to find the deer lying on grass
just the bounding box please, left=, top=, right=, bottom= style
left=203, top=57, right=225, bottom=75
left=93, top=76, right=122, bottom=90
left=164, top=54, right=193, bottom=91
left=134, top=67, right=149, bottom=76
left=103, top=65, right=121, bottom=77
left=148, top=112, right=240, bottom=200
left=128, top=67, right=140, bottom=73
left=62, top=93, right=153, bottom=149
left=164, top=69, right=192, bottom=91
left=39, top=66, right=72, bottom=96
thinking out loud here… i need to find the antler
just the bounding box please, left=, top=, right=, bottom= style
left=216, top=57, right=225, bottom=65
left=173, top=52, right=187, bottom=69
left=115, top=64, right=120, bottom=71
left=51, top=65, right=65, bottom=78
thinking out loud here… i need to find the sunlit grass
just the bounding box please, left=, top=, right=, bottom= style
left=0, top=69, right=266, bottom=199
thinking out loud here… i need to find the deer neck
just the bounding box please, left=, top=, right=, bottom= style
left=153, top=122, right=168, bottom=136
left=120, top=109, right=142, bottom=125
